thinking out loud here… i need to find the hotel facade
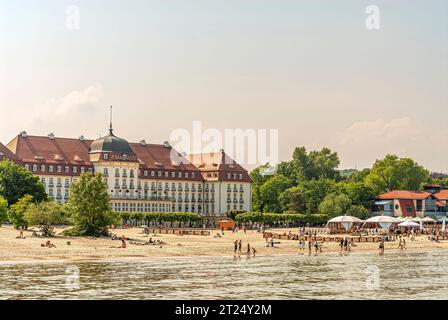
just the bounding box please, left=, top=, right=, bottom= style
left=0, top=126, right=252, bottom=221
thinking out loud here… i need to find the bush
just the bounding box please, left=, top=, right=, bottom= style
left=24, top=201, right=69, bottom=236
left=8, top=194, right=33, bottom=229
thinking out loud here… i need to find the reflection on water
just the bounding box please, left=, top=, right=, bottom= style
left=0, top=250, right=447, bottom=299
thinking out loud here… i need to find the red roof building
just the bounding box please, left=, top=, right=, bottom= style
left=0, top=129, right=252, bottom=219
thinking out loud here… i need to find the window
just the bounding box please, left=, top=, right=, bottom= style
left=416, top=200, right=422, bottom=211
left=72, top=167, right=77, bottom=174
left=192, top=173, right=195, bottom=179
left=41, top=165, right=46, bottom=172
left=233, top=173, right=237, bottom=179
left=158, top=171, right=162, bottom=177
left=57, top=166, right=62, bottom=173
left=185, top=172, right=189, bottom=178
left=115, top=168, right=120, bottom=177
left=103, top=154, right=109, bottom=160
left=24, top=164, right=30, bottom=171
left=103, top=168, right=108, bottom=176
left=165, top=171, right=168, bottom=177
left=171, top=172, right=175, bottom=177
left=151, top=171, right=155, bottom=177
left=49, top=165, right=54, bottom=172
left=178, top=172, right=182, bottom=178
left=32, top=164, right=37, bottom=172
left=239, top=173, right=243, bottom=180
left=144, top=170, right=148, bottom=176
left=65, top=166, right=69, bottom=173
left=80, top=167, right=85, bottom=173
left=227, top=173, right=231, bottom=179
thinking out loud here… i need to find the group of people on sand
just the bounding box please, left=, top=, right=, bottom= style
left=339, top=238, right=353, bottom=254
left=298, top=239, right=323, bottom=256
left=233, top=239, right=256, bottom=257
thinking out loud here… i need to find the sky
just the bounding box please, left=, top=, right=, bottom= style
left=0, top=0, right=447, bottom=172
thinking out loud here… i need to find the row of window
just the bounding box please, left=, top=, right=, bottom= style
left=112, top=202, right=205, bottom=214
left=25, top=163, right=93, bottom=174
left=41, top=177, right=74, bottom=188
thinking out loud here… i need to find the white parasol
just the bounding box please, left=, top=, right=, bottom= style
left=398, top=221, right=420, bottom=228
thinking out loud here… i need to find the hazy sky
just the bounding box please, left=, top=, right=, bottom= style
left=0, top=0, right=447, bottom=171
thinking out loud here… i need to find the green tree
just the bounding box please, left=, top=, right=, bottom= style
left=0, top=159, right=47, bottom=206
left=365, top=154, right=429, bottom=193
left=291, top=147, right=340, bottom=180
left=65, top=173, right=116, bottom=236
left=24, top=201, right=69, bottom=236
left=336, top=181, right=376, bottom=208
left=8, top=194, right=34, bottom=229
left=259, top=174, right=293, bottom=212
left=0, top=195, right=8, bottom=225
left=318, top=193, right=352, bottom=217
left=346, top=205, right=369, bottom=219
left=297, top=179, right=336, bottom=214
left=278, top=187, right=306, bottom=213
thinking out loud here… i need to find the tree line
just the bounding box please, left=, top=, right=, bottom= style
left=250, top=148, right=431, bottom=219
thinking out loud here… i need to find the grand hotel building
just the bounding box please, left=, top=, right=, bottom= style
left=0, top=126, right=252, bottom=220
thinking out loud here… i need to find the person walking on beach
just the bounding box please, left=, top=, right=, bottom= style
left=247, top=243, right=251, bottom=255
left=379, top=239, right=385, bottom=255
left=314, top=240, right=319, bottom=256
left=298, top=240, right=305, bottom=255
left=251, top=247, right=257, bottom=257
left=308, top=240, right=313, bottom=256
left=339, top=238, right=344, bottom=253
left=238, top=240, right=242, bottom=253
left=234, top=240, right=238, bottom=253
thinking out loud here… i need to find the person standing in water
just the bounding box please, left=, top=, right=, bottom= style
left=234, top=240, right=238, bottom=253
left=238, top=240, right=242, bottom=253
left=247, top=243, right=251, bottom=255
left=308, top=240, right=313, bottom=256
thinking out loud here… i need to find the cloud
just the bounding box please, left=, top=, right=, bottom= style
left=25, top=85, right=106, bottom=137
left=338, top=117, right=418, bottom=146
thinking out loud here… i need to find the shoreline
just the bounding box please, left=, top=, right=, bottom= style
left=1, top=225, right=447, bottom=265
left=0, top=244, right=447, bottom=266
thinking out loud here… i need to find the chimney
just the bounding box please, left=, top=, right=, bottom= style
left=48, top=133, right=55, bottom=140
left=19, top=131, right=27, bottom=137
left=140, top=139, right=147, bottom=146
left=219, top=148, right=224, bottom=153
left=79, top=135, right=85, bottom=141
left=163, top=141, right=170, bottom=148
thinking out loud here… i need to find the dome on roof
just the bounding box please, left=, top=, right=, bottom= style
left=89, top=129, right=134, bottom=154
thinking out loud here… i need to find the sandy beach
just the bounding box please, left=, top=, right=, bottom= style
left=0, top=225, right=447, bottom=263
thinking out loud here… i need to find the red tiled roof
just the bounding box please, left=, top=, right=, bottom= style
left=434, top=190, right=448, bottom=201
left=0, top=143, right=21, bottom=162
left=376, top=190, right=431, bottom=200
left=436, top=200, right=446, bottom=207
left=4, top=135, right=207, bottom=180
left=6, top=135, right=92, bottom=165
left=187, top=152, right=251, bottom=182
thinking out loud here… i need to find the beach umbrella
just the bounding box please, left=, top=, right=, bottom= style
left=412, top=217, right=423, bottom=222
left=422, top=216, right=436, bottom=223
left=327, top=215, right=364, bottom=231
left=398, top=221, right=420, bottom=228
left=364, top=216, right=399, bottom=229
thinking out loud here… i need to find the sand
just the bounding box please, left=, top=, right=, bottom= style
left=0, top=225, right=447, bottom=263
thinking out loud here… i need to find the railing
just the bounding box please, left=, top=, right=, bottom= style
left=111, top=195, right=175, bottom=201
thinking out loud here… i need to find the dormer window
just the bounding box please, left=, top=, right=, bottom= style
left=41, top=165, right=46, bottom=172
left=57, top=166, right=62, bottom=173
left=32, top=164, right=37, bottom=172
left=49, top=165, right=54, bottom=172
left=104, top=154, right=109, bottom=160
left=72, top=167, right=77, bottom=174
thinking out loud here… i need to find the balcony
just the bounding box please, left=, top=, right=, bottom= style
left=233, top=199, right=238, bottom=203
left=227, top=199, right=231, bottom=203
left=144, top=185, right=149, bottom=190
left=114, top=185, right=120, bottom=189
left=239, top=188, right=244, bottom=193
left=129, top=185, right=135, bottom=190
left=56, top=183, right=62, bottom=188
left=171, top=186, right=176, bottom=191
left=210, top=198, right=215, bottom=203
left=151, top=186, right=156, bottom=191
left=239, top=199, right=244, bottom=203
left=233, top=188, right=238, bottom=192
left=115, top=173, right=120, bottom=178
left=48, top=183, right=54, bottom=188
left=227, top=188, right=231, bottom=193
